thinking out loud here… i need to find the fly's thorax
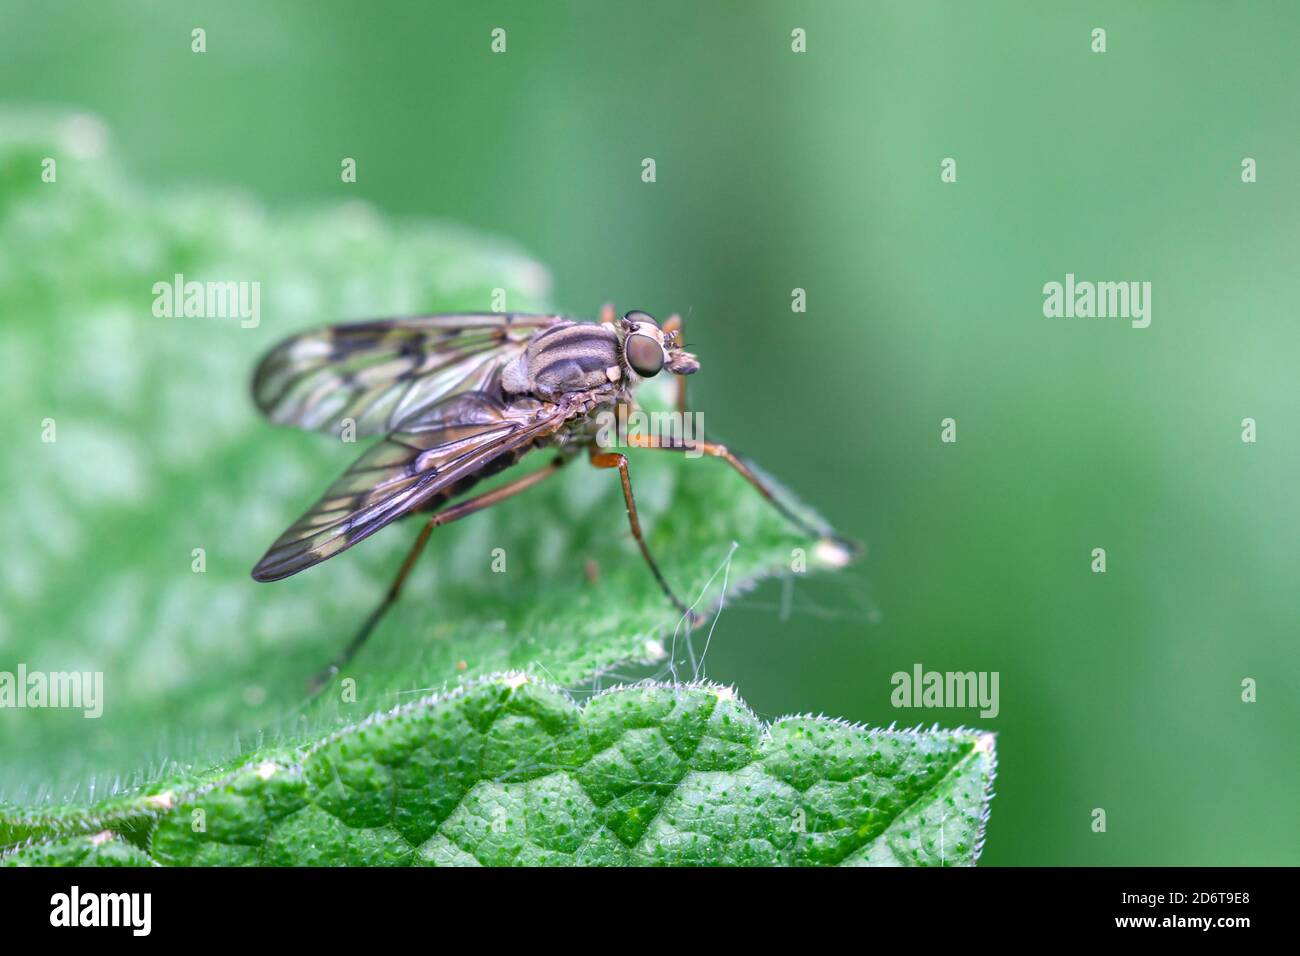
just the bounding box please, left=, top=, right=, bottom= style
left=503, top=321, right=623, bottom=401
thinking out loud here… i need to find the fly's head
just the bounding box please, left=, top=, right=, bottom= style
left=618, top=310, right=699, bottom=382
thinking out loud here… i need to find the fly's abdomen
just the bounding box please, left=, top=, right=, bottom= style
left=408, top=441, right=534, bottom=514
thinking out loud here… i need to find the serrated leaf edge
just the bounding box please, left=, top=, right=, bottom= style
left=3, top=671, right=995, bottom=865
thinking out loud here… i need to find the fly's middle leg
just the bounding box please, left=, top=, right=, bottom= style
left=588, top=446, right=700, bottom=628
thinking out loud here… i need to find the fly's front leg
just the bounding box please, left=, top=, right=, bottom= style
left=662, top=313, right=688, bottom=414
left=625, top=433, right=858, bottom=558
left=307, top=456, right=565, bottom=695
left=588, top=446, right=700, bottom=627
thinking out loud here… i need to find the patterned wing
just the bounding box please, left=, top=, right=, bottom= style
left=251, top=392, right=564, bottom=581
left=252, top=313, right=564, bottom=438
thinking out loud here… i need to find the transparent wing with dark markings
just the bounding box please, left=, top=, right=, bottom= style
left=251, top=392, right=563, bottom=582
left=252, top=313, right=563, bottom=439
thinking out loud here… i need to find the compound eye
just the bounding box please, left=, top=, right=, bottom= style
left=625, top=332, right=665, bottom=377
left=623, top=310, right=657, bottom=329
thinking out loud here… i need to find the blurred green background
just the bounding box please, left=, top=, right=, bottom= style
left=2, top=0, right=1297, bottom=865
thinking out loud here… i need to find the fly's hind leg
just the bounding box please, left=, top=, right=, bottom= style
left=589, top=446, right=700, bottom=628
left=307, top=457, right=565, bottom=695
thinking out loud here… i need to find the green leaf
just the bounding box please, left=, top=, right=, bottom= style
left=0, top=114, right=994, bottom=865
left=1, top=832, right=156, bottom=868
left=4, top=677, right=995, bottom=866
